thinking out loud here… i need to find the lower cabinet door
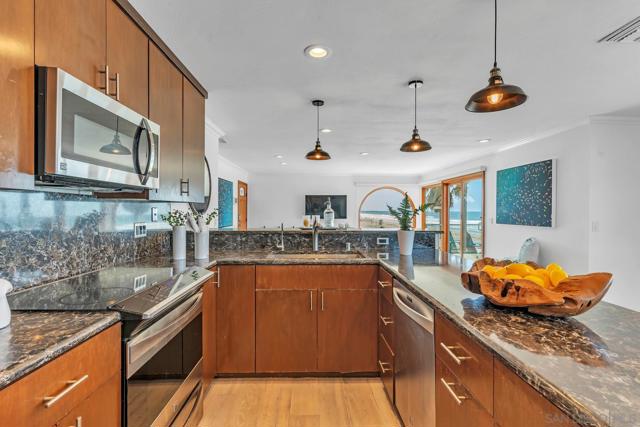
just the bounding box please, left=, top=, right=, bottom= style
left=318, top=289, right=378, bottom=373
left=256, top=289, right=317, bottom=372
left=435, top=358, right=493, bottom=427
left=54, top=373, right=120, bottom=427
left=378, top=333, right=394, bottom=404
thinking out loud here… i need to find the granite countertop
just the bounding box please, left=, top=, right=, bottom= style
left=0, top=311, right=120, bottom=390
left=375, top=252, right=639, bottom=427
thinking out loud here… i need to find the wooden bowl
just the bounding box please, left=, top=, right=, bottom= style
left=461, top=258, right=613, bottom=317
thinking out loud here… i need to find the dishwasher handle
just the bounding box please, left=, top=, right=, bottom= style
left=393, top=287, right=434, bottom=333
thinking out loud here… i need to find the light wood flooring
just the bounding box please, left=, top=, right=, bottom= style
left=198, top=377, right=401, bottom=427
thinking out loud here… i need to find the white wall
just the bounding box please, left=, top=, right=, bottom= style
left=588, top=117, right=640, bottom=310
left=248, top=174, right=422, bottom=229
left=420, top=125, right=592, bottom=275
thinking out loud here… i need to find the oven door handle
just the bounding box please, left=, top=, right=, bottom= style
left=126, top=291, right=202, bottom=378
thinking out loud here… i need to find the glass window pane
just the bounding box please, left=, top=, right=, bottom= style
left=423, top=186, right=442, bottom=231
left=360, top=188, right=413, bottom=229
left=464, top=178, right=483, bottom=260
left=448, top=183, right=462, bottom=254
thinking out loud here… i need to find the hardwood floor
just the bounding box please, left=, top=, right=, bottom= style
left=198, top=377, right=401, bottom=427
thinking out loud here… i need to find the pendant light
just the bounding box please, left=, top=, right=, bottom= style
left=100, top=117, right=131, bottom=155
left=400, top=80, right=432, bottom=152
left=465, top=0, right=527, bottom=113
left=305, top=100, right=331, bottom=160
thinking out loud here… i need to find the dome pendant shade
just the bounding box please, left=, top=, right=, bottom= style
left=400, top=128, right=432, bottom=152
left=306, top=99, right=331, bottom=161
left=305, top=139, right=331, bottom=160
left=465, top=66, right=527, bottom=112
left=99, top=131, right=131, bottom=155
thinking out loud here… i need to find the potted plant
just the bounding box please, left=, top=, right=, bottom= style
left=191, top=209, right=219, bottom=260
left=387, top=193, right=427, bottom=255
left=161, top=209, right=188, bottom=260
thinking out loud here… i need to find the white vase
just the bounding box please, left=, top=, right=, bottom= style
left=397, top=230, right=415, bottom=256
left=172, top=225, right=187, bottom=260
left=0, top=279, right=13, bottom=329
left=194, top=227, right=209, bottom=260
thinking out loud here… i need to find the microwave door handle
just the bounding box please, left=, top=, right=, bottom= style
left=133, top=118, right=153, bottom=185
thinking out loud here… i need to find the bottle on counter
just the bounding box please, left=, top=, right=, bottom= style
left=323, top=198, right=335, bottom=228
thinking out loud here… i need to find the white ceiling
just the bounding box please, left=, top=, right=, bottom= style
left=130, top=0, right=640, bottom=176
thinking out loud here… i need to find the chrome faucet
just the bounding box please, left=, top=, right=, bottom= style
left=312, top=218, right=320, bottom=252
left=276, top=223, right=285, bottom=251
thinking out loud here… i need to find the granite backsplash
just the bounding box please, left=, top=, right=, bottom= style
left=0, top=190, right=171, bottom=290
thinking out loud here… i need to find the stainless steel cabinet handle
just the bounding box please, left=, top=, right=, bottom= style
left=68, top=416, right=83, bottom=427
left=379, top=315, right=393, bottom=326
left=439, top=342, right=472, bottom=365
left=377, top=280, right=391, bottom=288
left=321, top=291, right=324, bottom=311
left=217, top=269, right=221, bottom=288
left=180, top=178, right=190, bottom=196
left=378, top=360, right=392, bottom=373
left=98, top=65, right=109, bottom=93
left=440, top=378, right=467, bottom=405
left=109, top=72, right=120, bottom=100
left=310, top=291, right=313, bottom=311
left=43, top=374, right=89, bottom=408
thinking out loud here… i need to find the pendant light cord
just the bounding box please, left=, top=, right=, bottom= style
left=414, top=83, right=417, bottom=130
left=493, top=0, right=498, bottom=67
left=316, top=104, right=320, bottom=141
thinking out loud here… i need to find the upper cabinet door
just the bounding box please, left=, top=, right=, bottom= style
left=182, top=77, right=205, bottom=203
left=35, top=0, right=106, bottom=89
left=149, top=42, right=183, bottom=201
left=106, top=0, right=149, bottom=116
left=0, top=0, right=34, bottom=189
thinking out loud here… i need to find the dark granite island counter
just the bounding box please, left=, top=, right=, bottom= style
left=375, top=251, right=639, bottom=427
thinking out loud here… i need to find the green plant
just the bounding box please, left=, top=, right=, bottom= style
left=191, top=208, right=219, bottom=226
left=160, top=209, right=187, bottom=227
left=387, top=193, right=427, bottom=231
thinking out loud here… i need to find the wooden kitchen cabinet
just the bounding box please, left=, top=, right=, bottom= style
left=35, top=0, right=107, bottom=89
left=494, top=359, right=578, bottom=427
left=203, top=271, right=217, bottom=382
left=216, top=265, right=256, bottom=373
left=106, top=0, right=149, bottom=115
left=182, top=77, right=205, bottom=203
left=53, top=373, right=120, bottom=427
left=148, top=42, right=184, bottom=202
left=256, top=290, right=318, bottom=372
left=435, top=357, right=493, bottom=427
left=0, top=325, right=120, bottom=426
left=318, top=289, right=378, bottom=373
left=0, top=0, right=34, bottom=190
left=378, top=333, right=395, bottom=404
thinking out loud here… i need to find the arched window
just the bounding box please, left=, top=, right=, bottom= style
left=358, top=187, right=417, bottom=229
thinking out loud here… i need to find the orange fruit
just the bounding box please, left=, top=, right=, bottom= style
left=503, top=274, right=522, bottom=280
left=550, top=269, right=568, bottom=287
left=506, top=263, right=534, bottom=277
left=524, top=275, right=545, bottom=287
left=491, top=267, right=508, bottom=279
left=546, top=263, right=563, bottom=273
left=531, top=269, right=552, bottom=288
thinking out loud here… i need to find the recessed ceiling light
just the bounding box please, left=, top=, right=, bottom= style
left=477, top=138, right=491, bottom=143
left=274, top=154, right=283, bottom=159
left=304, top=45, right=330, bottom=59
left=280, top=162, right=288, bottom=166
left=360, top=152, right=369, bottom=156
left=320, top=128, right=332, bottom=133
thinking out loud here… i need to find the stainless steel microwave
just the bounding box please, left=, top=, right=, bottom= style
left=35, top=67, right=160, bottom=191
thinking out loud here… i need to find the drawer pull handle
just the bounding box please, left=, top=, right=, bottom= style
left=43, top=374, right=89, bottom=408
left=378, top=360, right=392, bottom=373
left=378, top=280, right=392, bottom=288
left=440, top=378, right=467, bottom=405
left=379, top=315, right=394, bottom=326
left=439, top=342, right=472, bottom=365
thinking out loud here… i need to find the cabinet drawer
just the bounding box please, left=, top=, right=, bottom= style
left=494, top=360, right=578, bottom=427
left=378, top=333, right=394, bottom=404
left=436, top=357, right=493, bottom=427
left=379, top=294, right=394, bottom=351
left=256, top=265, right=377, bottom=290
left=53, top=372, right=120, bottom=427
left=377, top=267, right=393, bottom=303
left=435, top=313, right=493, bottom=414
left=0, top=324, right=120, bottom=426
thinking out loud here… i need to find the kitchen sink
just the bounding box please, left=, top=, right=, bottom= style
left=267, top=252, right=365, bottom=260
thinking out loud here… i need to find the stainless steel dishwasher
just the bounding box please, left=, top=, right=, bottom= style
left=393, top=280, right=435, bottom=427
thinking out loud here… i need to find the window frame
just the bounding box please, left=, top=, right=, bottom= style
left=358, top=186, right=417, bottom=229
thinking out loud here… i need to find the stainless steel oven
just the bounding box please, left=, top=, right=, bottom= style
left=124, top=291, right=204, bottom=427
left=35, top=66, right=160, bottom=191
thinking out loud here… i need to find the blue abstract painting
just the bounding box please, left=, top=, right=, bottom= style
left=496, top=159, right=555, bottom=227
left=218, top=178, right=233, bottom=228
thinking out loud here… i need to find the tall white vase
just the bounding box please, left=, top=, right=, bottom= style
left=397, top=230, right=415, bottom=256
left=194, top=227, right=209, bottom=260
left=172, top=225, right=187, bottom=260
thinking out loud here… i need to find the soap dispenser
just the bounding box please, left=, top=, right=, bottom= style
left=323, top=198, right=335, bottom=229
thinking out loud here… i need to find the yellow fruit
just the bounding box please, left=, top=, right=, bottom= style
left=531, top=269, right=552, bottom=288
left=546, top=263, right=563, bottom=273
left=481, top=265, right=496, bottom=272
left=524, top=275, right=545, bottom=287
left=506, top=263, right=534, bottom=277
left=491, top=267, right=508, bottom=279
left=503, top=274, right=522, bottom=280
left=550, top=269, right=568, bottom=287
